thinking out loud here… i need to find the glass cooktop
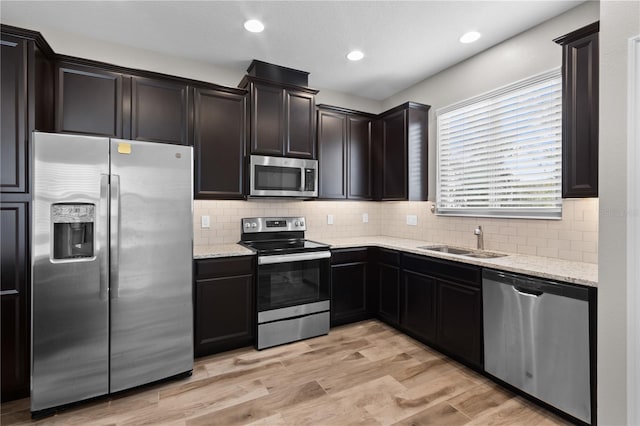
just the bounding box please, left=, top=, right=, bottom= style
left=240, top=238, right=329, bottom=255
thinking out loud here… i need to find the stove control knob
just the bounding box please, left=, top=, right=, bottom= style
left=244, top=222, right=251, bottom=228
left=295, top=221, right=300, bottom=227
left=251, top=223, right=257, bottom=228
left=299, top=221, right=305, bottom=227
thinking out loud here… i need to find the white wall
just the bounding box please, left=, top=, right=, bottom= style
left=381, top=1, right=599, bottom=200
left=13, top=23, right=382, bottom=113
left=628, top=32, right=640, bottom=426
left=29, top=24, right=242, bottom=87
left=315, top=88, right=383, bottom=115
left=598, top=1, right=640, bottom=424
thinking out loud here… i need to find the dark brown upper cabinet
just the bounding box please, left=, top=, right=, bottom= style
left=193, top=87, right=247, bottom=199
left=376, top=102, right=430, bottom=201
left=554, top=22, right=599, bottom=198
left=1, top=33, right=30, bottom=195
left=242, top=76, right=318, bottom=159
left=130, top=76, right=189, bottom=145
left=317, top=105, right=373, bottom=200
left=56, top=62, right=124, bottom=137
left=347, top=115, right=374, bottom=199
left=285, top=90, right=316, bottom=158
left=318, top=109, right=347, bottom=198
left=56, top=63, right=192, bottom=145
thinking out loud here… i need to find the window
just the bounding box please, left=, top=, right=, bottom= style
left=436, top=69, right=562, bottom=219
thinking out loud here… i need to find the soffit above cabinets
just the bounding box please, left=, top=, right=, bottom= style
left=1, top=0, right=585, bottom=100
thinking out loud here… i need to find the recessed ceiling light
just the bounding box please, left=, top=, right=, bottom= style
left=459, top=31, right=481, bottom=44
left=347, top=50, right=364, bottom=61
left=244, top=19, right=264, bottom=33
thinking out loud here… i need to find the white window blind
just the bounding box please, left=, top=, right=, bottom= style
left=436, top=69, right=562, bottom=219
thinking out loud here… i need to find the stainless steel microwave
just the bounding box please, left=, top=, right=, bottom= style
left=249, top=155, right=318, bottom=198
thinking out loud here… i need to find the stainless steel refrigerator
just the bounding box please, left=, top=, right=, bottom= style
left=31, top=132, right=193, bottom=414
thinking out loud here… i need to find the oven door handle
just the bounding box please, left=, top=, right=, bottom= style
left=258, top=251, right=331, bottom=265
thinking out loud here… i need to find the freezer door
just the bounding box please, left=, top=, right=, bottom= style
left=109, top=139, right=193, bottom=392
left=31, top=132, right=110, bottom=412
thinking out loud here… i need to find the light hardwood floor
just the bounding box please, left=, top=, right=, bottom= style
left=1, top=320, right=569, bottom=425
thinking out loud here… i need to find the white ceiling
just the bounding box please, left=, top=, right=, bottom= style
left=1, top=1, right=584, bottom=100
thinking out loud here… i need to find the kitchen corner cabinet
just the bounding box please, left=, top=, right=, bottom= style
left=554, top=22, right=599, bottom=198
left=193, top=87, right=247, bottom=199
left=401, top=254, right=482, bottom=368
left=2, top=33, right=31, bottom=196
left=376, top=102, right=430, bottom=201
left=194, top=256, right=255, bottom=357
left=317, top=106, right=374, bottom=200
left=242, top=77, right=318, bottom=159
left=330, top=248, right=371, bottom=326
left=376, top=248, right=401, bottom=326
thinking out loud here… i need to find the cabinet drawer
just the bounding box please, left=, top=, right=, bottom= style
left=377, top=248, right=400, bottom=266
left=331, top=248, right=368, bottom=264
left=402, top=254, right=480, bottom=287
left=195, top=256, right=254, bottom=279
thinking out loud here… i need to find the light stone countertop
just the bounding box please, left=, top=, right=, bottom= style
left=321, top=236, right=598, bottom=288
left=193, top=244, right=254, bottom=259
left=193, top=236, right=597, bottom=288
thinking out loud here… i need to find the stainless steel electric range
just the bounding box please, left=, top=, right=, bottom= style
left=239, top=217, right=330, bottom=350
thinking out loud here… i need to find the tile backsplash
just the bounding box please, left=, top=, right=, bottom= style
left=193, top=200, right=382, bottom=245
left=194, top=198, right=598, bottom=264
left=379, top=198, right=599, bottom=264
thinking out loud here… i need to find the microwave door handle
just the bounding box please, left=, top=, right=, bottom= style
left=301, top=166, right=306, bottom=192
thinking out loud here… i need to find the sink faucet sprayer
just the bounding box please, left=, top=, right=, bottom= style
left=474, top=226, right=484, bottom=250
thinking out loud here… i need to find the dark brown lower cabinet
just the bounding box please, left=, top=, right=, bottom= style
left=376, top=249, right=401, bottom=327
left=401, top=270, right=437, bottom=343
left=330, top=248, right=369, bottom=326
left=378, top=264, right=400, bottom=326
left=437, top=279, right=482, bottom=368
left=400, top=253, right=482, bottom=368
left=194, top=256, right=255, bottom=357
left=0, top=202, right=30, bottom=402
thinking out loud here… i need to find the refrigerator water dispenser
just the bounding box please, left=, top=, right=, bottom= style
left=52, top=204, right=95, bottom=259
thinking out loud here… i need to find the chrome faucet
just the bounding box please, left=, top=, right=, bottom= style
left=474, top=225, right=484, bottom=250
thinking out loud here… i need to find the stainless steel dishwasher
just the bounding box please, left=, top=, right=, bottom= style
left=483, top=269, right=591, bottom=424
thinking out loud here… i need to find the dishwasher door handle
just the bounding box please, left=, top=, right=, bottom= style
left=514, top=286, right=544, bottom=297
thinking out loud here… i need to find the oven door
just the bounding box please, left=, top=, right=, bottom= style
left=257, top=251, right=330, bottom=313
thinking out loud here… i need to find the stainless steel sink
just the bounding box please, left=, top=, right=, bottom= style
left=416, top=245, right=507, bottom=259
left=463, top=252, right=507, bottom=259
left=416, top=245, right=473, bottom=255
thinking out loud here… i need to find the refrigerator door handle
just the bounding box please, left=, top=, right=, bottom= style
left=99, top=174, right=110, bottom=300
left=110, top=174, right=121, bottom=299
